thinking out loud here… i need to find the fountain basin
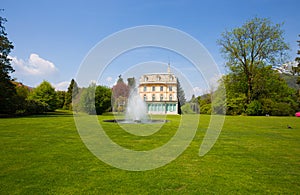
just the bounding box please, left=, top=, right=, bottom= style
left=103, top=119, right=168, bottom=124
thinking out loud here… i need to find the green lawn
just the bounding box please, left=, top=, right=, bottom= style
left=1, top=111, right=300, bottom=194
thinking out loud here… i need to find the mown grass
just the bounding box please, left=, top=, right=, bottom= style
left=0, top=111, right=300, bottom=194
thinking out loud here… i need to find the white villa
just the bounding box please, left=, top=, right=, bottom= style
left=138, top=65, right=178, bottom=114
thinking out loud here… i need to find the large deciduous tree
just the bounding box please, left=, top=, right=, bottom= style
left=0, top=13, right=16, bottom=114
left=217, top=17, right=289, bottom=103
left=28, top=81, right=59, bottom=111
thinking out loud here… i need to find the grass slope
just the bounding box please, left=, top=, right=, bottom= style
left=0, top=112, right=300, bottom=194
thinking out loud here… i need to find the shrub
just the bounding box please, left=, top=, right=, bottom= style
left=246, top=100, right=262, bottom=116
left=181, top=103, right=196, bottom=114
left=24, top=100, right=48, bottom=114
left=200, top=103, right=211, bottom=114
left=271, top=102, right=293, bottom=116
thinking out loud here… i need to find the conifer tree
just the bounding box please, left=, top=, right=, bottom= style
left=0, top=12, right=16, bottom=114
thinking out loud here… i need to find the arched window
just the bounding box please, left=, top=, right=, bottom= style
left=160, top=94, right=163, bottom=101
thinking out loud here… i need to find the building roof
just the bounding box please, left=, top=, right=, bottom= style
left=139, top=73, right=177, bottom=84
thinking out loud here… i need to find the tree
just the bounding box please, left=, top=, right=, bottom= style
left=112, top=76, right=129, bottom=99
left=78, top=84, right=96, bottom=114
left=14, top=82, right=30, bottom=113
left=63, top=79, right=78, bottom=110
left=77, top=83, right=112, bottom=115
left=177, top=79, right=186, bottom=105
left=57, top=91, right=66, bottom=109
left=127, top=77, right=136, bottom=90
left=0, top=12, right=16, bottom=114
left=189, top=94, right=200, bottom=114
left=218, top=67, right=298, bottom=116
left=296, top=35, right=300, bottom=67
left=95, top=85, right=112, bottom=115
left=112, top=75, right=129, bottom=112
left=181, top=103, right=196, bottom=114
left=177, top=79, right=186, bottom=114
left=28, top=81, right=59, bottom=111
left=217, top=17, right=289, bottom=103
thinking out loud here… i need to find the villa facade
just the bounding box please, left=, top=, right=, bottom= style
left=138, top=66, right=178, bottom=114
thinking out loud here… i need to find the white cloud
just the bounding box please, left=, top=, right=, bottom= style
left=106, top=76, right=113, bottom=82
left=193, top=87, right=207, bottom=96
left=208, top=73, right=223, bottom=91
left=53, top=81, right=70, bottom=91
left=192, top=74, right=224, bottom=97
left=10, top=53, right=58, bottom=76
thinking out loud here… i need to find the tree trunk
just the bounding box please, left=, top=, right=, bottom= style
left=247, top=75, right=252, bottom=104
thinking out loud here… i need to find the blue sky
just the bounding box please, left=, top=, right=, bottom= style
left=2, top=0, right=300, bottom=98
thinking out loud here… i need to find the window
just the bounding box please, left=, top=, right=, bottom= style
left=144, top=76, right=148, bottom=82
left=169, top=94, right=172, bottom=101
left=160, top=86, right=163, bottom=91
left=160, top=94, right=163, bottom=101
left=143, top=86, right=147, bottom=92
left=169, top=86, right=172, bottom=91
left=152, top=94, right=155, bottom=101
left=152, top=86, right=155, bottom=91
left=158, top=104, right=162, bottom=111
left=143, top=94, right=147, bottom=101
left=167, top=104, right=170, bottom=112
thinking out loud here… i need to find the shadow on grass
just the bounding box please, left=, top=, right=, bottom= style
left=28, top=110, right=75, bottom=118
left=0, top=110, right=75, bottom=119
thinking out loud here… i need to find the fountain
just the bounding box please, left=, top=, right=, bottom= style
left=104, top=88, right=167, bottom=124
left=125, top=89, right=148, bottom=123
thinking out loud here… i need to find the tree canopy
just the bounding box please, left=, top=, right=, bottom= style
left=296, top=35, right=300, bottom=66
left=214, top=17, right=298, bottom=116
left=28, top=81, right=59, bottom=111
left=0, top=12, right=16, bottom=114
left=217, top=17, right=289, bottom=103
left=63, top=79, right=78, bottom=110
left=95, top=85, right=112, bottom=115
left=77, top=83, right=112, bottom=115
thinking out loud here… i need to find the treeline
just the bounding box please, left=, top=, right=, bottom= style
left=2, top=79, right=71, bottom=115
left=183, top=18, right=300, bottom=116
left=73, top=82, right=112, bottom=115
left=183, top=72, right=300, bottom=116
left=2, top=13, right=300, bottom=116
left=1, top=79, right=112, bottom=116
